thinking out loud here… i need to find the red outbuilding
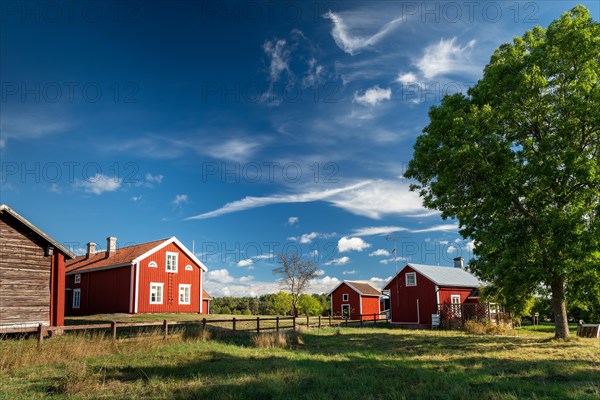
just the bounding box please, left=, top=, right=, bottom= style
left=65, top=236, right=208, bottom=315
left=329, top=281, right=383, bottom=320
left=202, top=290, right=212, bottom=314
left=384, top=258, right=481, bottom=328
left=0, top=204, right=74, bottom=329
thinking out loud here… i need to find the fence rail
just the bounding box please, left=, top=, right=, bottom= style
left=436, top=303, right=511, bottom=329
left=1, top=313, right=390, bottom=348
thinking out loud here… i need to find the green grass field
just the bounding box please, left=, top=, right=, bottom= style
left=1, top=320, right=598, bottom=399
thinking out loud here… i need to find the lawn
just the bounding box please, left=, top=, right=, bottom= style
left=0, top=323, right=598, bottom=399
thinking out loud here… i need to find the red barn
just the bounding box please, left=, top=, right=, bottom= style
left=384, top=258, right=481, bottom=328
left=65, top=236, right=208, bottom=315
left=0, top=204, right=74, bottom=329
left=329, top=281, right=383, bottom=320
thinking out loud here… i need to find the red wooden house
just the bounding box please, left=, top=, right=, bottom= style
left=384, top=258, right=481, bottom=328
left=329, top=281, right=383, bottom=320
left=65, top=236, right=208, bottom=315
left=0, top=204, right=74, bottom=329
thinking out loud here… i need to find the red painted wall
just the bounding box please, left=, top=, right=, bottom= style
left=331, top=283, right=363, bottom=319
left=49, top=252, right=66, bottom=326
left=438, top=287, right=474, bottom=304
left=202, top=299, right=210, bottom=314
left=360, top=296, right=381, bottom=320
left=136, top=242, right=203, bottom=313
left=66, top=266, right=132, bottom=316
left=386, top=266, right=437, bottom=325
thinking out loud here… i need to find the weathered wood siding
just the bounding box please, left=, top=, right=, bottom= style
left=0, top=212, right=52, bottom=326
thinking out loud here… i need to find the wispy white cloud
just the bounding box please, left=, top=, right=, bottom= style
left=416, top=37, right=478, bottom=79
left=287, top=216, right=299, bottom=225
left=324, top=256, right=351, bottom=265
left=74, top=173, right=122, bottom=195
left=354, top=86, right=391, bottom=106
left=186, top=181, right=370, bottom=220
left=145, top=173, right=163, bottom=184
left=352, top=223, right=459, bottom=237
left=369, top=249, right=390, bottom=257
left=187, top=180, right=431, bottom=221
left=396, top=71, right=419, bottom=84
left=323, top=11, right=403, bottom=55
left=263, top=39, right=291, bottom=83
left=343, top=270, right=357, bottom=275
left=173, top=194, right=188, bottom=206
left=447, top=245, right=457, bottom=254
left=239, top=275, right=255, bottom=283
left=338, top=237, right=371, bottom=252
left=131, top=195, right=143, bottom=202
left=201, top=138, right=262, bottom=163
left=0, top=108, right=75, bottom=149
left=289, top=232, right=336, bottom=244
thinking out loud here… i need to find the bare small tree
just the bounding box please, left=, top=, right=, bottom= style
left=273, top=253, right=318, bottom=316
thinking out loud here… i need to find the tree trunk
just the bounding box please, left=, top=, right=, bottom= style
left=551, top=276, right=569, bottom=339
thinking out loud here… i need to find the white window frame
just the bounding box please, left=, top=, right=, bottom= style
left=148, top=261, right=158, bottom=268
left=185, top=265, right=193, bottom=271
left=150, top=282, right=164, bottom=304
left=405, top=272, right=417, bottom=287
left=451, top=295, right=462, bottom=316
left=166, top=252, right=178, bottom=273
left=341, top=304, right=350, bottom=318
left=72, top=288, right=81, bottom=309
left=179, top=284, right=191, bottom=305
left=74, top=274, right=81, bottom=284
left=342, top=293, right=349, bottom=301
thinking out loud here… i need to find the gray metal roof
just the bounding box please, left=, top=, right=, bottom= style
left=405, top=263, right=482, bottom=287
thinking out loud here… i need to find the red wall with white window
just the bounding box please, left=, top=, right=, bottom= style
left=136, top=242, right=203, bottom=313
left=330, top=283, right=361, bottom=319
left=386, top=266, right=437, bottom=325
left=65, top=266, right=131, bottom=316
left=438, top=287, right=473, bottom=304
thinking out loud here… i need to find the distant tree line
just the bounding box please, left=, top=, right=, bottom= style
left=210, top=291, right=330, bottom=316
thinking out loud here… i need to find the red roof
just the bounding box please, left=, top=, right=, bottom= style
left=202, top=290, right=212, bottom=300
left=66, top=238, right=168, bottom=274
left=345, top=281, right=382, bottom=296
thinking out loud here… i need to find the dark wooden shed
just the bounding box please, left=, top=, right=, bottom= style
left=0, top=204, right=74, bottom=329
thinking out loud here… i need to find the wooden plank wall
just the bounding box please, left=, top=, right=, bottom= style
left=0, top=213, right=51, bottom=326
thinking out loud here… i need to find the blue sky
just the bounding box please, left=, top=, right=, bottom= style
left=1, top=1, right=598, bottom=296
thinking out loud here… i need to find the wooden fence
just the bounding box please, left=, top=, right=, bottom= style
left=437, top=303, right=511, bottom=328
left=0, top=312, right=390, bottom=348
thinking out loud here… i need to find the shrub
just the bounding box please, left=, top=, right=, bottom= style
left=463, top=320, right=514, bottom=335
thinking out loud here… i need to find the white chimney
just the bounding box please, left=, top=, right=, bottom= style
left=86, top=242, right=96, bottom=258
left=106, top=237, right=117, bottom=257
left=453, top=257, right=464, bottom=269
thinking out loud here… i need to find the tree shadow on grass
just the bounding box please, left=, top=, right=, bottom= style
left=77, top=333, right=600, bottom=400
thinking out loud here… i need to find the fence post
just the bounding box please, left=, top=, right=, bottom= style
left=232, top=317, right=237, bottom=332
left=257, top=317, right=260, bottom=333
left=202, top=318, right=207, bottom=332
left=37, top=323, right=44, bottom=350
left=111, top=321, right=117, bottom=340
left=345, top=317, right=348, bottom=328
left=276, top=316, right=279, bottom=332
left=495, top=304, right=500, bottom=325
left=360, top=315, right=363, bottom=327
left=293, top=316, right=296, bottom=331
left=318, top=315, right=321, bottom=329
left=329, top=315, right=332, bottom=326
left=163, top=320, right=168, bottom=340
left=306, top=315, right=310, bottom=329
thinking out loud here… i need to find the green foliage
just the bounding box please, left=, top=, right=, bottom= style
left=274, top=291, right=293, bottom=315
left=297, top=294, right=324, bottom=316
left=405, top=6, right=600, bottom=338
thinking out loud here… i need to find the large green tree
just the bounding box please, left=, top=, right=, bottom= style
left=405, top=6, right=599, bottom=339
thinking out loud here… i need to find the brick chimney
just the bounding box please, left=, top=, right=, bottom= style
left=86, top=242, right=96, bottom=259
left=106, top=237, right=117, bottom=257
left=453, top=257, right=464, bottom=269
